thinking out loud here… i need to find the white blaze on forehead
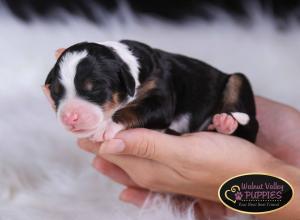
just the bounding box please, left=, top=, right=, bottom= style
left=57, top=49, right=107, bottom=140
left=59, top=50, right=88, bottom=98
left=99, top=41, right=140, bottom=88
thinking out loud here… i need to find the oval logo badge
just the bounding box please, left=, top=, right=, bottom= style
left=218, top=173, right=294, bottom=214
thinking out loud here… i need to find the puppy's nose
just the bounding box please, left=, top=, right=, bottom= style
left=61, top=112, right=79, bottom=126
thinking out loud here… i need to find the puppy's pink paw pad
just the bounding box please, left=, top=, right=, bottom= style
left=212, top=113, right=238, bottom=135
left=103, top=121, right=124, bottom=140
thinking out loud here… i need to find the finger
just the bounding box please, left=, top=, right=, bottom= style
left=100, top=152, right=184, bottom=194
left=55, top=48, right=66, bottom=59
left=119, top=187, right=149, bottom=207
left=77, top=138, right=100, bottom=154
left=98, top=128, right=185, bottom=164
left=92, top=156, right=137, bottom=187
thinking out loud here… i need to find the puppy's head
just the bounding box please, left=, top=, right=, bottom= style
left=44, top=41, right=139, bottom=137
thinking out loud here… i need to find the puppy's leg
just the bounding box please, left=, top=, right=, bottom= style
left=104, top=87, right=174, bottom=140
left=210, top=73, right=258, bottom=142
left=103, top=119, right=125, bottom=140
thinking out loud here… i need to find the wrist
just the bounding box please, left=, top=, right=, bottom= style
left=256, top=158, right=300, bottom=219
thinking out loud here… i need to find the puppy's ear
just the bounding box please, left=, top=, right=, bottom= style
left=45, top=68, right=55, bottom=85
left=46, top=47, right=64, bottom=84
left=55, top=48, right=65, bottom=59
left=43, top=68, right=56, bottom=110
left=42, top=48, right=64, bottom=111
left=42, top=84, right=56, bottom=110
left=119, top=67, right=135, bottom=97
left=120, top=40, right=156, bottom=78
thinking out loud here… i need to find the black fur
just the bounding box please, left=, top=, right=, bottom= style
left=120, top=40, right=258, bottom=142
left=45, top=42, right=135, bottom=108
left=45, top=40, right=258, bottom=142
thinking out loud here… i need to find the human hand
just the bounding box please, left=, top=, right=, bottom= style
left=78, top=96, right=300, bottom=219
left=78, top=129, right=276, bottom=219
left=85, top=129, right=277, bottom=200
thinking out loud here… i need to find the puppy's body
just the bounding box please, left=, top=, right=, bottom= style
left=45, top=40, right=258, bottom=142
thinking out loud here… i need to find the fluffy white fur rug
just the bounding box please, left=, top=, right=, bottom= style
left=0, top=3, right=299, bottom=220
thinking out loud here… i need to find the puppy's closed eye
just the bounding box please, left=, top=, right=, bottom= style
left=52, top=80, right=63, bottom=96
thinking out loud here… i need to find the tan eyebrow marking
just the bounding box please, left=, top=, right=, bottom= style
left=111, top=79, right=157, bottom=128
left=102, top=93, right=121, bottom=118
left=83, top=79, right=94, bottom=91
left=223, top=74, right=242, bottom=104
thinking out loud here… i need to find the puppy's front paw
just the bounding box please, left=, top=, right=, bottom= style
left=210, top=113, right=238, bottom=135
left=88, top=121, right=108, bottom=142
left=89, top=127, right=105, bottom=142
left=103, top=120, right=125, bottom=141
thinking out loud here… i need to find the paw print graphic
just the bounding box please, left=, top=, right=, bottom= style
left=235, top=192, right=243, bottom=201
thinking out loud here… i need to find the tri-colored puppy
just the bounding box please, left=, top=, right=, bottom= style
left=44, top=40, right=258, bottom=142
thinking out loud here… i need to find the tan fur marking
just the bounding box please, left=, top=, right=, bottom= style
left=113, top=107, right=140, bottom=128
left=224, top=74, right=242, bottom=104
left=136, top=79, right=157, bottom=99
left=103, top=93, right=121, bottom=117
left=83, top=80, right=94, bottom=91
left=112, top=79, right=157, bottom=128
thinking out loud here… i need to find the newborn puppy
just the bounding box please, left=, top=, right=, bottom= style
left=44, top=40, right=258, bottom=142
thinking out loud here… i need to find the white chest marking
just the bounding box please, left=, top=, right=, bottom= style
left=169, top=114, right=190, bottom=133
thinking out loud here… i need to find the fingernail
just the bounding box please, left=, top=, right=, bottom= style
left=100, top=139, right=125, bottom=154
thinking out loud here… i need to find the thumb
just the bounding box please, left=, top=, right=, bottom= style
left=98, top=128, right=184, bottom=163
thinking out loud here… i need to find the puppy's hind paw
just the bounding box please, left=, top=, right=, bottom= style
left=210, top=113, right=238, bottom=135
